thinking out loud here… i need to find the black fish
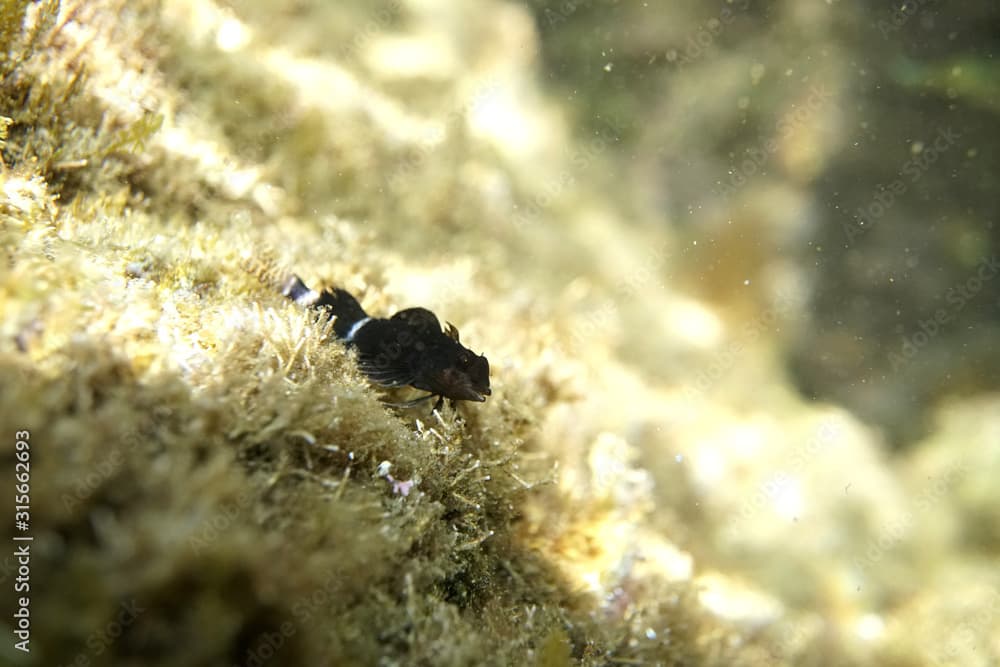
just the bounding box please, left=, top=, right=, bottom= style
left=281, top=275, right=491, bottom=409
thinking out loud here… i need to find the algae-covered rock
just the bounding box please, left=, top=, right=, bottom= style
left=1, top=1, right=998, bottom=666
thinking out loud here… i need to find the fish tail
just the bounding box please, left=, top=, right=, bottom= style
left=281, top=275, right=369, bottom=339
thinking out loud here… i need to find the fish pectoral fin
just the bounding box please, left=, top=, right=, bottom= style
left=355, top=361, right=416, bottom=388
left=382, top=393, right=438, bottom=409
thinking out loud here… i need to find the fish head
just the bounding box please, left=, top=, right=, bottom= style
left=434, top=347, right=491, bottom=402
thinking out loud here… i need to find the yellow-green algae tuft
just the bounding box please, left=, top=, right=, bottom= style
left=3, top=2, right=999, bottom=667
left=0, top=2, right=730, bottom=665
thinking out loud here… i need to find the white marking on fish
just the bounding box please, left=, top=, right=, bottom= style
left=344, top=316, right=372, bottom=342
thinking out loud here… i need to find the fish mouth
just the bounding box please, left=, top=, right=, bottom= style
left=469, top=387, right=490, bottom=402
left=459, top=386, right=490, bottom=402
left=436, top=368, right=491, bottom=402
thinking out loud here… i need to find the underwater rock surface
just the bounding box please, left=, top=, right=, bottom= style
left=1, top=1, right=997, bottom=665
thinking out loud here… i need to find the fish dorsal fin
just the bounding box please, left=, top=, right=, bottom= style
left=444, top=322, right=461, bottom=342
left=391, top=307, right=440, bottom=332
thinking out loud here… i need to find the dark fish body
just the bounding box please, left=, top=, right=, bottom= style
left=282, top=275, right=491, bottom=407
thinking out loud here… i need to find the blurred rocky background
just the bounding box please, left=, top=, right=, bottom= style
left=524, top=0, right=1000, bottom=446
